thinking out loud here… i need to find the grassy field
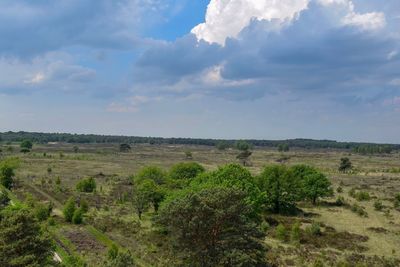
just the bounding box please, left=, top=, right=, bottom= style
left=1, top=142, right=400, bottom=266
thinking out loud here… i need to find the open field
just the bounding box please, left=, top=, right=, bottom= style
left=1, top=142, right=400, bottom=266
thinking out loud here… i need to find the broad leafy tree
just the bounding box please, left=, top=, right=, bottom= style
left=158, top=186, right=267, bottom=267
left=20, top=140, right=33, bottom=150
left=291, top=165, right=333, bottom=204
left=256, top=165, right=301, bottom=214
left=135, top=166, right=166, bottom=185
left=169, top=162, right=205, bottom=181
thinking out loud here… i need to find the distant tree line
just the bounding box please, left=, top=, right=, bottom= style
left=1, top=131, right=398, bottom=151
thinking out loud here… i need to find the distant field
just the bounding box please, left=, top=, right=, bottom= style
left=1, top=142, right=400, bottom=266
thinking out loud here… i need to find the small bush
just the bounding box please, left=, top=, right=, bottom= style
left=63, top=197, right=76, bottom=222
left=72, top=208, right=84, bottom=224
left=34, top=202, right=52, bottom=221
left=80, top=199, right=89, bottom=213
left=351, top=203, right=368, bottom=217
left=76, top=177, right=96, bottom=193
left=335, top=196, right=347, bottom=206
left=276, top=224, right=287, bottom=241
left=260, top=221, right=270, bottom=232
left=355, top=191, right=370, bottom=201
left=306, top=222, right=321, bottom=236
left=374, top=200, right=384, bottom=211
left=336, top=186, right=343, bottom=193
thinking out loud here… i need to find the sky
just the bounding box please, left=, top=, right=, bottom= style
left=0, top=0, right=400, bottom=143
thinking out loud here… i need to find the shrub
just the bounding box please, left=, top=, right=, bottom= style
left=394, top=193, right=400, bottom=209
left=34, top=202, right=52, bottom=221
left=374, top=200, right=384, bottom=211
left=80, top=199, right=89, bottom=213
left=63, top=197, right=76, bottom=222
left=20, top=148, right=30, bottom=153
left=136, top=166, right=166, bottom=185
left=306, top=222, right=321, bottom=236
left=276, top=224, right=287, bottom=241
left=20, top=140, right=33, bottom=150
left=351, top=203, right=368, bottom=217
left=72, top=208, right=84, bottom=224
left=0, top=165, right=15, bottom=190
left=169, top=162, right=205, bottom=181
left=335, top=196, right=347, bottom=206
left=76, top=177, right=96, bottom=193
left=337, top=186, right=343, bottom=193
left=0, top=189, right=10, bottom=209
left=338, top=157, right=352, bottom=173
left=355, top=191, right=370, bottom=201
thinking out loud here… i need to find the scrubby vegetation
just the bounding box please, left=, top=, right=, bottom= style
left=0, top=141, right=399, bottom=266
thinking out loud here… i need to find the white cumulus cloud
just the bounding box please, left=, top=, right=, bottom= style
left=191, top=0, right=309, bottom=45
left=192, top=0, right=386, bottom=45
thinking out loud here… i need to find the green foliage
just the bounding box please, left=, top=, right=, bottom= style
left=236, top=150, right=253, bottom=166
left=276, top=224, right=287, bottom=241
left=63, top=197, right=76, bottom=222
left=352, top=144, right=393, bottom=155
left=104, top=250, right=135, bottom=267
left=291, top=222, right=301, bottom=243
left=374, top=200, right=384, bottom=211
left=20, top=139, right=33, bottom=150
left=136, top=166, right=166, bottom=185
left=337, top=186, right=343, bottom=193
left=107, top=244, right=119, bottom=260
left=192, top=163, right=265, bottom=217
left=169, top=162, right=205, bottom=181
left=184, top=150, right=193, bottom=159
left=72, top=208, right=84, bottom=224
left=306, top=222, right=321, bottom=236
left=335, top=196, right=347, bottom=206
left=0, top=208, right=54, bottom=266
left=34, top=202, right=52, bottom=221
left=76, top=177, right=96, bottom=192
left=119, top=143, right=131, bottom=152
left=73, top=146, right=79, bottom=153
left=158, top=186, right=267, bottom=267
left=234, top=140, right=253, bottom=151
left=135, top=179, right=165, bottom=213
left=216, top=141, right=230, bottom=150
left=278, top=143, right=290, bottom=152
left=339, top=157, right=352, bottom=173
left=47, top=166, right=52, bottom=174
left=0, top=189, right=10, bottom=209
left=256, top=165, right=300, bottom=214
left=291, top=165, right=333, bottom=204
left=0, top=158, right=19, bottom=190
left=132, top=182, right=151, bottom=220
left=20, top=148, right=30, bottom=153
left=393, top=193, right=400, bottom=209
left=351, top=203, right=368, bottom=217
left=80, top=199, right=89, bottom=213
left=354, top=191, right=371, bottom=201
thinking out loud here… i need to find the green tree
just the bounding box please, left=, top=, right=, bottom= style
left=339, top=157, right=352, bottom=173
left=236, top=150, right=253, bottom=166
left=135, top=179, right=165, bottom=212
left=256, top=165, right=301, bottom=214
left=76, top=177, right=96, bottom=192
left=191, top=164, right=265, bottom=218
left=132, top=183, right=150, bottom=220
left=278, top=143, right=290, bottom=152
left=234, top=140, right=253, bottom=151
left=63, top=197, right=76, bottom=222
left=73, top=146, right=79, bottom=153
left=169, top=162, right=205, bottom=181
left=158, top=186, right=267, bottom=267
left=20, top=140, right=33, bottom=150
left=34, top=202, right=52, bottom=221
left=215, top=141, right=230, bottom=150
left=0, top=207, right=54, bottom=266
left=0, top=165, right=14, bottom=190
left=291, top=165, right=333, bottom=204
left=135, top=166, right=166, bottom=185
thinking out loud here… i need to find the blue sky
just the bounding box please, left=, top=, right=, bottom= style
left=0, top=0, right=400, bottom=143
